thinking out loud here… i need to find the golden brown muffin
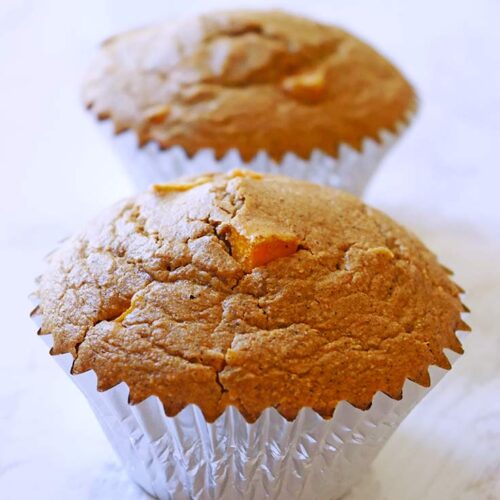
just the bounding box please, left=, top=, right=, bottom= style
left=36, top=170, right=467, bottom=422
left=82, top=10, right=416, bottom=161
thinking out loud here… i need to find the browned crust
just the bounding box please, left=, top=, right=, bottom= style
left=36, top=171, right=468, bottom=422
left=82, top=10, right=418, bottom=162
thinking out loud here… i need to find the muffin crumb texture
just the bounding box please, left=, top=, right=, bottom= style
left=83, top=10, right=416, bottom=161
left=38, top=171, right=468, bottom=422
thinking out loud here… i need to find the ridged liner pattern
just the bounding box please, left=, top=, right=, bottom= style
left=97, top=109, right=416, bottom=196
left=31, top=296, right=466, bottom=500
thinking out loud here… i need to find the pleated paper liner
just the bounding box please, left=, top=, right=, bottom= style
left=31, top=295, right=467, bottom=500
left=95, top=107, right=417, bottom=196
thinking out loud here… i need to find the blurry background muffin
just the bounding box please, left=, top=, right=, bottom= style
left=83, top=10, right=417, bottom=193
left=34, top=170, right=468, bottom=499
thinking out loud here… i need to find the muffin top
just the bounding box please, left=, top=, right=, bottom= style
left=83, top=10, right=416, bottom=161
left=37, top=170, right=467, bottom=422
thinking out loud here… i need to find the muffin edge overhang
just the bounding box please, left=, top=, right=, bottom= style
left=30, top=266, right=470, bottom=425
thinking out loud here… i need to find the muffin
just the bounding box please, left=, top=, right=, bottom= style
left=82, top=10, right=417, bottom=194
left=32, top=170, right=467, bottom=499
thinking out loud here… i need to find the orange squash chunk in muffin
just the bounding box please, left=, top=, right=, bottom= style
left=228, top=230, right=300, bottom=271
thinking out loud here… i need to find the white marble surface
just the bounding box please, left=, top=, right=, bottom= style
left=0, top=0, right=499, bottom=499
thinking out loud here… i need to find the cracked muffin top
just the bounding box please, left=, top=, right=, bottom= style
left=82, top=9, right=416, bottom=161
left=37, top=170, right=467, bottom=422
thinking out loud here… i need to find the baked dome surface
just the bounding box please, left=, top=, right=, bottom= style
left=83, top=10, right=416, bottom=161
left=38, top=171, right=466, bottom=422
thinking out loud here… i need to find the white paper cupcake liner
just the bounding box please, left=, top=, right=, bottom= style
left=31, top=295, right=465, bottom=500
left=97, top=110, right=415, bottom=196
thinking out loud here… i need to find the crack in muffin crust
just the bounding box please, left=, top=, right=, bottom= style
left=38, top=171, right=469, bottom=422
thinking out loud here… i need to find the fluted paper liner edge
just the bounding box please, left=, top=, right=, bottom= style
left=96, top=108, right=416, bottom=196
left=31, top=295, right=466, bottom=500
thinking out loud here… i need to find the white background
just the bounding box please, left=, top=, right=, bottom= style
left=0, top=1, right=499, bottom=499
